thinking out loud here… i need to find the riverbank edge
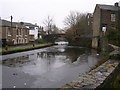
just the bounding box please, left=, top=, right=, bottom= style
left=61, top=44, right=120, bottom=89
left=0, top=43, right=54, bottom=55
left=61, top=59, right=119, bottom=89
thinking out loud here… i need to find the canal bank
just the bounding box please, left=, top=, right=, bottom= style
left=61, top=44, right=120, bottom=89
left=61, top=59, right=119, bottom=89
left=1, top=43, right=54, bottom=55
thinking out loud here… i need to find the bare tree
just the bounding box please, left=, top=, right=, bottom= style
left=64, top=11, right=89, bottom=42
left=64, top=11, right=82, bottom=28
left=51, top=24, right=59, bottom=34
left=64, top=11, right=88, bottom=35
left=43, top=15, right=54, bottom=34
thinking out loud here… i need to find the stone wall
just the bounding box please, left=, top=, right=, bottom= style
left=92, top=5, right=101, bottom=49
left=96, top=63, right=120, bottom=88
left=61, top=60, right=119, bottom=89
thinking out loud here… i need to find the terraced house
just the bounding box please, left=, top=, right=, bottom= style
left=0, top=19, right=29, bottom=46
left=92, top=2, right=120, bottom=49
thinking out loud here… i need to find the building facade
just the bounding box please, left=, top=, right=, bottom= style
left=24, top=23, right=39, bottom=42
left=0, top=19, right=29, bottom=46
left=86, top=13, right=93, bottom=37
left=92, top=2, right=120, bottom=49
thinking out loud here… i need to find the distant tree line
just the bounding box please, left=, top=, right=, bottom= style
left=43, top=15, right=59, bottom=34
left=64, top=11, right=92, bottom=47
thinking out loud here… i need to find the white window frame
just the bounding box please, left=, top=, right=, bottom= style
left=111, top=14, right=116, bottom=22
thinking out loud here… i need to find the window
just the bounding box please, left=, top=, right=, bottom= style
left=17, top=29, right=19, bottom=35
left=111, top=14, right=116, bottom=22
left=25, top=30, right=28, bottom=35
left=19, top=29, right=22, bottom=35
left=19, top=29, right=21, bottom=35
left=101, top=24, right=107, bottom=32
left=87, top=15, right=90, bottom=19
left=88, top=21, right=90, bottom=26
left=102, top=27, right=107, bottom=32
left=8, top=28, right=11, bottom=36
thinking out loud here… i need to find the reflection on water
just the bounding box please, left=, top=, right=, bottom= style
left=2, top=45, right=90, bottom=67
left=2, top=45, right=101, bottom=88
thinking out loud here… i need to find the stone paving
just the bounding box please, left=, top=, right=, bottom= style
left=61, top=60, right=119, bottom=89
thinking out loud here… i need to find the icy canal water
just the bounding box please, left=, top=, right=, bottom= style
left=1, top=45, right=101, bottom=88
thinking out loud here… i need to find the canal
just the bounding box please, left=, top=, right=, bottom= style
left=1, top=45, right=102, bottom=88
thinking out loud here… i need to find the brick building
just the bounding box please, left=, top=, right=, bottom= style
left=0, top=19, right=29, bottom=46
left=92, top=2, right=120, bottom=49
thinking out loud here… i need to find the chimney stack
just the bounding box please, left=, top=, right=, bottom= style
left=35, top=23, right=37, bottom=26
left=114, top=2, right=119, bottom=7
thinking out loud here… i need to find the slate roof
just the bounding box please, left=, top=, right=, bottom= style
left=97, top=4, right=120, bottom=11
left=0, top=19, right=29, bottom=29
left=0, top=19, right=11, bottom=27
left=23, top=22, right=38, bottom=27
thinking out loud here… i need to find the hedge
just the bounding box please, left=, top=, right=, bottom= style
left=1, top=43, right=54, bottom=55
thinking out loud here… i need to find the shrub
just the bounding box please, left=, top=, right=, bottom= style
left=109, top=54, right=120, bottom=60
left=36, top=38, right=47, bottom=43
left=107, top=29, right=120, bottom=47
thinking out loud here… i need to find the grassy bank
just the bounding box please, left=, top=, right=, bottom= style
left=1, top=43, right=54, bottom=55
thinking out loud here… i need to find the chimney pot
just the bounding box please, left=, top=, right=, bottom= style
left=114, top=2, right=119, bottom=7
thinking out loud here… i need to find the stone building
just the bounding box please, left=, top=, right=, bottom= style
left=86, top=13, right=93, bottom=37
left=92, top=2, right=120, bottom=49
left=0, top=19, right=29, bottom=46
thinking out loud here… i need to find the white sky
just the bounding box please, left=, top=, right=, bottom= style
left=0, top=0, right=119, bottom=28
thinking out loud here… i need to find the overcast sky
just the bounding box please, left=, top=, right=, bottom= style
left=0, top=0, right=119, bottom=28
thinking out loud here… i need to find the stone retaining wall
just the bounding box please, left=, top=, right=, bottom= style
left=96, top=63, right=120, bottom=88
left=61, top=60, right=119, bottom=89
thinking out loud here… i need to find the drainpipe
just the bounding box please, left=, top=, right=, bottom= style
left=11, top=16, right=13, bottom=44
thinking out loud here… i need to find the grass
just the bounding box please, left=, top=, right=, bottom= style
left=0, top=43, right=53, bottom=55
left=113, top=73, right=120, bottom=88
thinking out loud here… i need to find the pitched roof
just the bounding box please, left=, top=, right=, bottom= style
left=0, top=19, right=28, bottom=29
left=23, top=22, right=38, bottom=27
left=97, top=4, right=120, bottom=11
left=0, top=19, right=11, bottom=27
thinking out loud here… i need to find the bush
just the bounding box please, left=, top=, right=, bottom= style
left=113, top=73, right=120, bottom=88
left=68, top=37, right=92, bottom=48
left=109, top=54, right=120, bottom=60
left=36, top=38, right=47, bottom=43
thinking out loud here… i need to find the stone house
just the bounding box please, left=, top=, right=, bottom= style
left=86, top=13, right=93, bottom=37
left=92, top=2, right=120, bottom=49
left=0, top=19, right=29, bottom=46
